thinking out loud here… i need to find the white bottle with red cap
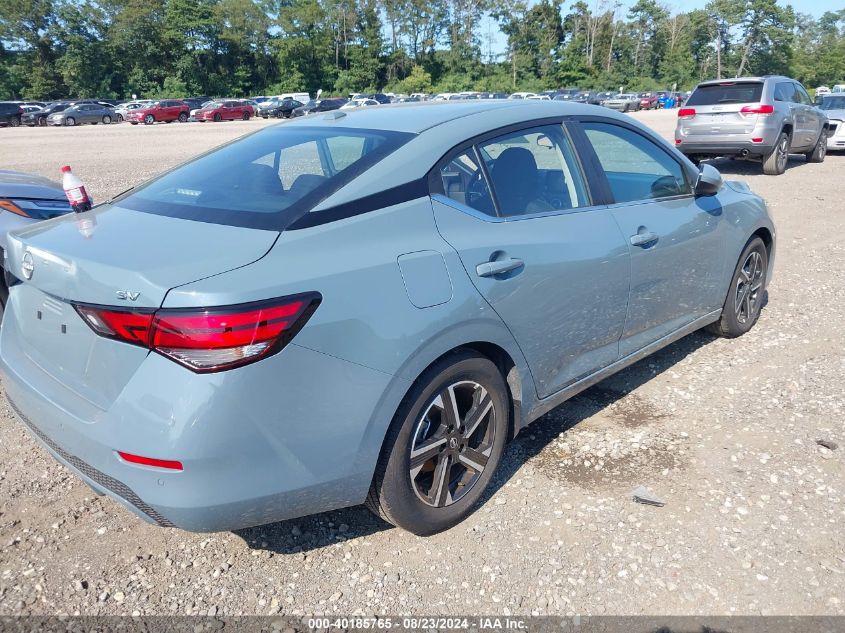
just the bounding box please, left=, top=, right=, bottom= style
left=61, top=165, right=92, bottom=212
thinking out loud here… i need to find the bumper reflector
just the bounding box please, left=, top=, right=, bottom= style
left=118, top=451, right=184, bottom=471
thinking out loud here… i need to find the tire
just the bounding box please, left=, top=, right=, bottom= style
left=0, top=276, right=7, bottom=321
left=130, top=122, right=137, bottom=125
left=805, top=131, right=826, bottom=163
left=116, top=114, right=123, bottom=122
left=144, top=114, right=154, bottom=125
left=37, top=118, right=46, bottom=127
left=178, top=112, right=188, bottom=123
left=366, top=351, right=510, bottom=535
left=213, top=113, right=222, bottom=122
left=8, top=116, right=20, bottom=128
left=102, top=115, right=111, bottom=124
left=762, top=132, right=789, bottom=175
left=707, top=237, right=768, bottom=338
left=65, top=117, right=76, bottom=126
left=242, top=111, right=250, bottom=121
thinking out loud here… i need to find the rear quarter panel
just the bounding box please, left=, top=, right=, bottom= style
left=162, top=198, right=534, bottom=504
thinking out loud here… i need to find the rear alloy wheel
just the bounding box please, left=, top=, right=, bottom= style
left=805, top=131, right=826, bottom=163
left=102, top=115, right=111, bottom=124
left=178, top=112, right=188, bottom=123
left=144, top=114, right=155, bottom=125
left=213, top=113, right=222, bottom=122
left=37, top=117, right=46, bottom=126
left=367, top=351, right=509, bottom=535
left=9, top=116, right=20, bottom=127
left=763, top=132, right=789, bottom=175
left=708, top=237, right=768, bottom=338
left=242, top=111, right=250, bottom=121
left=65, top=117, right=76, bottom=126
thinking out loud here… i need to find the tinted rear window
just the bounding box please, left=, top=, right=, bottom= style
left=117, top=126, right=413, bottom=230
left=819, top=96, right=845, bottom=111
left=686, top=82, right=764, bottom=105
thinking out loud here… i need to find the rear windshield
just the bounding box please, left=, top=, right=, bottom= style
left=117, top=126, right=413, bottom=230
left=819, top=96, right=845, bottom=111
left=686, top=82, right=764, bottom=105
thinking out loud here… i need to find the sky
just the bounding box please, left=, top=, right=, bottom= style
left=481, top=0, right=844, bottom=58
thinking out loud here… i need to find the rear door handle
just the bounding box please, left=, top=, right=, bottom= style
left=476, top=258, right=524, bottom=277
left=630, top=231, right=658, bottom=247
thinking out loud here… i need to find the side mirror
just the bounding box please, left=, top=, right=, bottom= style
left=695, top=163, right=722, bottom=196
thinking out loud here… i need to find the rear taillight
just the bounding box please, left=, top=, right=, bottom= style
left=740, top=104, right=774, bottom=116
left=678, top=108, right=696, bottom=119
left=74, top=293, right=320, bottom=372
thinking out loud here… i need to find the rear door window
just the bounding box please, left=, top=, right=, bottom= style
left=686, top=82, right=764, bottom=105
left=774, top=82, right=796, bottom=102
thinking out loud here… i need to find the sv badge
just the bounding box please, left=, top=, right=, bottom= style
left=116, top=290, right=141, bottom=301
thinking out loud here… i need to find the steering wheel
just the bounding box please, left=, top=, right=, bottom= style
left=466, top=169, right=490, bottom=206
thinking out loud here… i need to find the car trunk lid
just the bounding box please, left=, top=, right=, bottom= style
left=3, top=204, right=278, bottom=410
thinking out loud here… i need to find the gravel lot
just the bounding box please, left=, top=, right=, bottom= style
left=0, top=110, right=843, bottom=617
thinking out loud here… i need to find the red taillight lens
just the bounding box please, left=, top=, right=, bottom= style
left=75, top=306, right=154, bottom=344
left=678, top=108, right=696, bottom=119
left=74, top=293, right=320, bottom=372
left=740, top=104, right=774, bottom=115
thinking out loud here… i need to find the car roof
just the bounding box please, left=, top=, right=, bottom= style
left=696, top=76, right=790, bottom=87
left=284, top=101, right=642, bottom=211
left=279, top=100, right=611, bottom=134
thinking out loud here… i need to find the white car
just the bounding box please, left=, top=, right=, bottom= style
left=114, top=101, right=151, bottom=122
left=819, top=94, right=845, bottom=151
left=526, top=94, right=551, bottom=101
left=508, top=92, right=537, bottom=100
left=190, top=101, right=213, bottom=121
left=339, top=98, right=379, bottom=110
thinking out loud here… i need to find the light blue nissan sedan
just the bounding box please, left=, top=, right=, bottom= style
left=0, top=101, right=775, bottom=535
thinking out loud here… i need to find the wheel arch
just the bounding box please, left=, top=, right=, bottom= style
left=426, top=341, right=523, bottom=442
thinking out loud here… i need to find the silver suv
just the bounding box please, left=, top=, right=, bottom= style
left=675, top=76, right=829, bottom=175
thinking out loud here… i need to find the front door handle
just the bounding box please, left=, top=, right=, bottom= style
left=630, top=231, right=658, bottom=247
left=476, top=258, right=524, bottom=277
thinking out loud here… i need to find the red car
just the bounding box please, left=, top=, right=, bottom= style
left=638, top=93, right=658, bottom=109
left=196, top=100, right=254, bottom=122
left=126, top=100, right=190, bottom=125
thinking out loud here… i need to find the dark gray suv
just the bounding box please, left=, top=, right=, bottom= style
left=675, top=76, right=829, bottom=175
left=0, top=102, right=23, bottom=127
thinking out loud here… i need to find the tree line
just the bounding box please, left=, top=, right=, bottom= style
left=1, top=0, right=843, bottom=101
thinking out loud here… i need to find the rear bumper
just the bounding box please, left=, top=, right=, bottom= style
left=677, top=140, right=775, bottom=157
left=0, top=301, right=401, bottom=532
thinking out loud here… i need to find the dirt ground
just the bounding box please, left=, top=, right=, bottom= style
left=0, top=109, right=843, bottom=617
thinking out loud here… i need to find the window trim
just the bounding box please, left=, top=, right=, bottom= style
left=428, top=116, right=601, bottom=223
left=568, top=116, right=698, bottom=208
